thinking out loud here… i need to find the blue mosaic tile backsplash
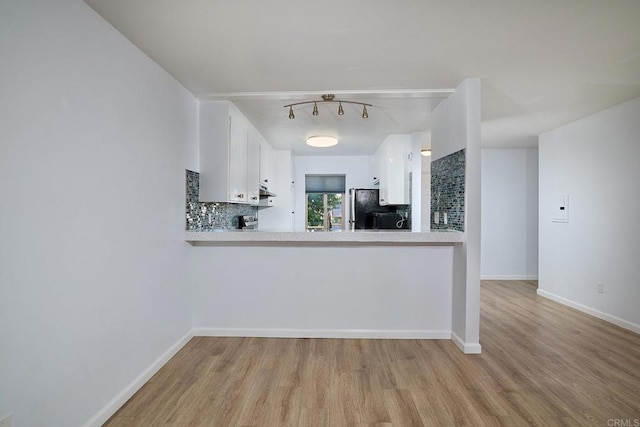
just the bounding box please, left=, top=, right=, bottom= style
left=431, top=149, right=465, bottom=232
left=186, top=170, right=258, bottom=231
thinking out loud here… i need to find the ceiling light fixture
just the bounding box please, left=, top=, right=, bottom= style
left=284, top=94, right=372, bottom=119
left=421, top=148, right=432, bottom=157
left=306, top=136, right=339, bottom=148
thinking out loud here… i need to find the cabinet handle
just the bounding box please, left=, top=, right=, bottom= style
left=251, top=196, right=258, bottom=200
left=264, top=179, right=269, bottom=183
left=381, top=198, right=385, bottom=202
left=237, top=194, right=245, bottom=199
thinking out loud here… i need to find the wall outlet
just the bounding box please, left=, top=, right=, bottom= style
left=0, top=413, right=12, bottom=427
left=443, top=212, right=448, bottom=225
left=434, top=212, right=440, bottom=224
left=597, top=283, right=605, bottom=294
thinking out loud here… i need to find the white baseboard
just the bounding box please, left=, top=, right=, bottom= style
left=481, top=275, right=538, bottom=281
left=82, top=331, right=194, bottom=427
left=537, top=289, right=640, bottom=334
left=451, top=332, right=482, bottom=354
left=193, top=327, right=452, bottom=340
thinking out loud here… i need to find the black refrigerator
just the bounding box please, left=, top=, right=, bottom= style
left=348, top=188, right=395, bottom=230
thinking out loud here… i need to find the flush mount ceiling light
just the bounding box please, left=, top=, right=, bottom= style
left=421, top=148, right=432, bottom=157
left=306, top=136, right=339, bottom=148
left=285, top=94, right=372, bottom=119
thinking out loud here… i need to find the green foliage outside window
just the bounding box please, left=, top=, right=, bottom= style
left=307, top=193, right=342, bottom=230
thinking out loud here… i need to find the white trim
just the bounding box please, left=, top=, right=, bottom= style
left=197, top=88, right=455, bottom=101
left=537, top=289, right=640, bottom=334
left=193, top=328, right=451, bottom=340
left=451, top=332, right=482, bottom=354
left=481, top=275, right=538, bottom=281
left=82, top=331, right=194, bottom=427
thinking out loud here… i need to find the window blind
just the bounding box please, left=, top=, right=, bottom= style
left=305, top=174, right=346, bottom=193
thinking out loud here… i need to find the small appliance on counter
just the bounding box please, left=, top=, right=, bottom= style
left=371, top=212, right=407, bottom=229
left=238, top=215, right=258, bottom=229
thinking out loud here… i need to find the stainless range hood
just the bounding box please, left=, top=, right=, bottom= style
left=259, top=183, right=277, bottom=198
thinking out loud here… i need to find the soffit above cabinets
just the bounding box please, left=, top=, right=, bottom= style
left=84, top=0, right=640, bottom=151
left=209, top=91, right=449, bottom=156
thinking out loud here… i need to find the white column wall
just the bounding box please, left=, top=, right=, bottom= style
left=481, top=149, right=538, bottom=280
left=430, top=79, right=482, bottom=353
left=539, top=96, right=640, bottom=333
left=0, top=1, right=197, bottom=425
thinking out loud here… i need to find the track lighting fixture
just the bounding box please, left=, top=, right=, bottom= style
left=284, top=94, right=372, bottom=119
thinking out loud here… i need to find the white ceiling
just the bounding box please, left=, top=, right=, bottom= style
left=84, top=0, right=640, bottom=154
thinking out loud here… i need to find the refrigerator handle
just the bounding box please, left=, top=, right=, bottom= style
left=349, top=188, right=355, bottom=230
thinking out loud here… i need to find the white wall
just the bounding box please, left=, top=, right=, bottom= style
left=293, top=155, right=373, bottom=231
left=0, top=1, right=197, bottom=425
left=191, top=245, right=453, bottom=337
left=431, top=79, right=482, bottom=353
left=481, top=149, right=538, bottom=280
left=539, top=96, right=640, bottom=333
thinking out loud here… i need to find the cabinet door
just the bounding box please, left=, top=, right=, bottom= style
left=373, top=144, right=383, bottom=186
left=376, top=142, right=390, bottom=205
left=260, top=139, right=276, bottom=189
left=228, top=114, right=248, bottom=202
left=386, top=136, right=410, bottom=205
left=247, top=130, right=260, bottom=205
left=377, top=135, right=410, bottom=205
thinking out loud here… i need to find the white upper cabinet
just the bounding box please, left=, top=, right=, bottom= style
left=259, top=138, right=276, bottom=191
left=228, top=111, right=249, bottom=202
left=199, top=101, right=261, bottom=205
left=374, top=134, right=411, bottom=205
left=246, top=129, right=260, bottom=205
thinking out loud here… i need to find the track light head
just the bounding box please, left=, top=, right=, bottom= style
left=362, top=105, right=368, bottom=119
left=288, top=106, right=295, bottom=119
left=312, top=102, right=319, bottom=116
left=338, top=102, right=344, bottom=116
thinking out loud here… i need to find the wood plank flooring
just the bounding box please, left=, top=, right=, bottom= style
left=105, top=280, right=640, bottom=426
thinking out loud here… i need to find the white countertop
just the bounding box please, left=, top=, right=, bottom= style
left=185, top=230, right=464, bottom=245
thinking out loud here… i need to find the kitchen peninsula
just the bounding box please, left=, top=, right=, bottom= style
left=188, top=80, right=481, bottom=355
left=185, top=230, right=463, bottom=245
left=188, top=229, right=467, bottom=347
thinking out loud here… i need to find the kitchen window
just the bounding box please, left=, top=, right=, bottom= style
left=305, top=174, right=345, bottom=232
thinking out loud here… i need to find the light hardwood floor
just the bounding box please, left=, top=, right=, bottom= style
left=105, top=280, right=640, bottom=426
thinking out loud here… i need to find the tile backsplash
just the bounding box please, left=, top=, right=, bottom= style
left=186, top=170, right=257, bottom=231
left=431, top=149, right=465, bottom=232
